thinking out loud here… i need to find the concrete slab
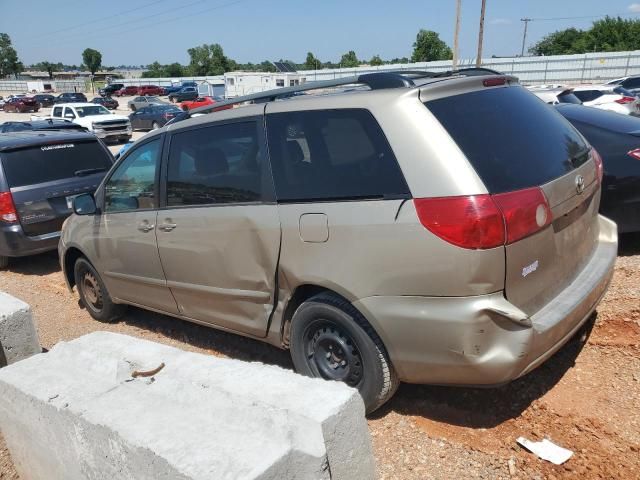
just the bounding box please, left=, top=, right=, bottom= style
left=0, top=331, right=374, bottom=480
left=0, top=291, right=40, bottom=366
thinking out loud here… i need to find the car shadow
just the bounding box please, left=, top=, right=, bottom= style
left=619, top=232, right=640, bottom=256
left=118, top=306, right=294, bottom=370
left=5, top=251, right=60, bottom=276
left=369, top=314, right=596, bottom=427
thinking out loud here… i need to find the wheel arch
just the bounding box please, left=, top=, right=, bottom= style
left=62, top=246, right=88, bottom=290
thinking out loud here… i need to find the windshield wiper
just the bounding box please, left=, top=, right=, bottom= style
left=74, top=167, right=107, bottom=177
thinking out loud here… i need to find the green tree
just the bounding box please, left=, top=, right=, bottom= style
left=187, top=43, right=232, bottom=76
left=164, top=62, right=184, bottom=77
left=0, top=33, right=22, bottom=78
left=530, top=17, right=640, bottom=55
left=529, top=28, right=587, bottom=56
left=82, top=48, right=102, bottom=75
left=304, top=52, right=321, bottom=70
left=340, top=50, right=359, bottom=68
left=369, top=54, right=384, bottom=66
left=34, top=61, right=64, bottom=79
left=259, top=60, right=276, bottom=72
left=411, top=30, right=453, bottom=62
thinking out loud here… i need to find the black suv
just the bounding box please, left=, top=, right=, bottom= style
left=0, top=131, right=113, bottom=267
left=99, top=83, right=125, bottom=97
left=32, top=94, right=56, bottom=108
left=54, top=92, right=88, bottom=104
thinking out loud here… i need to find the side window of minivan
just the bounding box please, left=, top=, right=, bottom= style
left=266, top=109, right=409, bottom=201
left=166, top=121, right=263, bottom=206
left=104, top=139, right=160, bottom=212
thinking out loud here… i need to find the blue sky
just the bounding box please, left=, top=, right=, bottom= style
left=2, top=0, right=640, bottom=66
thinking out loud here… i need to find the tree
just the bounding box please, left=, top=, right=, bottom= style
left=369, top=55, right=384, bottom=66
left=339, top=50, right=359, bottom=68
left=0, top=33, right=22, bottom=78
left=82, top=48, right=102, bottom=75
left=530, top=17, right=640, bottom=55
left=34, top=61, right=64, bottom=79
left=304, top=52, right=321, bottom=70
left=529, top=28, right=586, bottom=56
left=164, top=62, right=185, bottom=77
left=411, top=30, right=453, bottom=62
left=259, top=60, right=276, bottom=72
left=187, top=43, right=232, bottom=76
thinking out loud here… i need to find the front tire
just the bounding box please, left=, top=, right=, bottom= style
left=151, top=121, right=160, bottom=130
left=289, top=293, right=399, bottom=413
left=74, top=257, right=125, bottom=323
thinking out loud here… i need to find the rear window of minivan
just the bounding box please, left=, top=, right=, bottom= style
left=425, top=86, right=589, bottom=193
left=1, top=141, right=113, bottom=188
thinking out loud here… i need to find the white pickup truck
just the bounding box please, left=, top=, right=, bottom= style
left=33, top=103, right=132, bottom=142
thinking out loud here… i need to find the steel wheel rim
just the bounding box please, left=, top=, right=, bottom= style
left=303, top=320, right=363, bottom=387
left=81, top=271, right=103, bottom=312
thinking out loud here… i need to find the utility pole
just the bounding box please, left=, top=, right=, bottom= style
left=453, top=0, right=462, bottom=70
left=520, top=18, right=532, bottom=57
left=476, top=0, right=486, bottom=67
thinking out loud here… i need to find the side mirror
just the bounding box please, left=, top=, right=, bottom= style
left=73, top=193, right=97, bottom=216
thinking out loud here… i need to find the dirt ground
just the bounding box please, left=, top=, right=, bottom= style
left=0, top=233, right=637, bottom=479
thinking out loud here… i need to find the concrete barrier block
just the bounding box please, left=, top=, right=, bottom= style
left=0, top=291, right=40, bottom=366
left=0, top=331, right=374, bottom=480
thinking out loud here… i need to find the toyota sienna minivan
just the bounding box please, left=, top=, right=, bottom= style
left=59, top=70, right=618, bottom=412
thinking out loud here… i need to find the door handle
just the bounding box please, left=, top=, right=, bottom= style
left=137, top=222, right=155, bottom=232
left=158, top=222, right=177, bottom=232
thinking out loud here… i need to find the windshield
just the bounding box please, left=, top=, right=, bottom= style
left=75, top=106, right=111, bottom=117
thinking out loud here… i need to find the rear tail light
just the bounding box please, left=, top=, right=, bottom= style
left=592, top=148, right=604, bottom=183
left=615, top=96, right=636, bottom=104
left=628, top=148, right=640, bottom=161
left=0, top=191, right=18, bottom=223
left=482, top=77, right=506, bottom=87
left=414, top=187, right=552, bottom=250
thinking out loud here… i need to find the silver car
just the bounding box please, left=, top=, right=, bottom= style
left=60, top=71, right=617, bottom=412
left=127, top=96, right=167, bottom=111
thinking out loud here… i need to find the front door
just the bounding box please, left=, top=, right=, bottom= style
left=97, top=137, right=179, bottom=314
left=156, top=118, right=280, bottom=337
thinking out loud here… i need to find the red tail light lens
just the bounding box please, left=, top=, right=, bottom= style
left=414, top=195, right=505, bottom=249
left=592, top=148, right=604, bottom=183
left=627, top=148, right=640, bottom=161
left=415, top=187, right=552, bottom=249
left=482, top=77, right=506, bottom=87
left=0, top=191, right=18, bottom=223
left=615, top=96, right=635, bottom=104
left=492, top=187, right=552, bottom=244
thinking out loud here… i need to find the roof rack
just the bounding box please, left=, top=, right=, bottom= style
left=185, top=67, right=507, bottom=117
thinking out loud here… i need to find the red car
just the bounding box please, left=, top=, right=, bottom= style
left=138, top=85, right=164, bottom=96
left=114, top=86, right=139, bottom=97
left=180, top=96, right=231, bottom=112
left=3, top=97, right=39, bottom=113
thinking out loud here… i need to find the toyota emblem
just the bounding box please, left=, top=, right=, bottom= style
left=575, top=175, right=585, bottom=194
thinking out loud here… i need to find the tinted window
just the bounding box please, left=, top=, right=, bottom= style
left=52, top=106, right=62, bottom=117
left=556, top=103, right=640, bottom=133
left=574, top=90, right=603, bottom=102
left=267, top=109, right=409, bottom=202
left=426, top=86, right=589, bottom=193
left=557, top=91, right=582, bottom=104
left=104, top=139, right=160, bottom=212
left=622, top=77, right=640, bottom=89
left=166, top=122, right=262, bottom=206
left=1, top=141, right=112, bottom=188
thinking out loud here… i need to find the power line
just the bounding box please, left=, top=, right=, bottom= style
left=29, top=0, right=171, bottom=40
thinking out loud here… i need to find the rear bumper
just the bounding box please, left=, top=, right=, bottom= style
left=0, top=224, right=60, bottom=258
left=353, top=215, right=618, bottom=385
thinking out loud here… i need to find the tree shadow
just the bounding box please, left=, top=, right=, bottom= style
left=619, top=232, right=640, bottom=257
left=116, top=305, right=294, bottom=370
left=5, top=251, right=60, bottom=276
left=370, top=314, right=597, bottom=427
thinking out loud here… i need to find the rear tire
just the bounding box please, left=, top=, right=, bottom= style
left=130, top=105, right=136, bottom=111
left=0, top=256, right=8, bottom=269
left=151, top=121, right=160, bottom=130
left=74, top=257, right=125, bottom=323
left=289, top=293, right=399, bottom=413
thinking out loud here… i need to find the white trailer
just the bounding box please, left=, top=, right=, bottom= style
left=223, top=72, right=308, bottom=98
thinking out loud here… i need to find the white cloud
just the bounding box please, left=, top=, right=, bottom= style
left=489, top=18, right=512, bottom=25
left=629, top=3, right=640, bottom=12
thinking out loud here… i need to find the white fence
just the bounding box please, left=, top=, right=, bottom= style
left=0, top=79, right=85, bottom=93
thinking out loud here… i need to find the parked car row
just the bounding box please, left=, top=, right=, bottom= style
left=529, top=83, right=640, bottom=116
left=0, top=70, right=637, bottom=414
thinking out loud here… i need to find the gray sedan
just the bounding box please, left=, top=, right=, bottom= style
left=127, top=96, right=167, bottom=111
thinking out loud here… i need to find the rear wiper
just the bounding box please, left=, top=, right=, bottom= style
left=74, top=167, right=107, bottom=177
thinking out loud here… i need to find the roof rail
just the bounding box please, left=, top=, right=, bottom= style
left=188, top=72, right=414, bottom=115
left=182, top=67, right=505, bottom=118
